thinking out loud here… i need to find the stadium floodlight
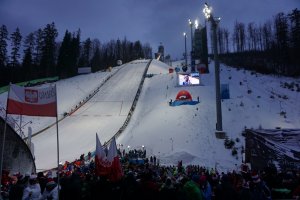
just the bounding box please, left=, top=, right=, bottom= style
left=202, top=3, right=223, bottom=132
left=195, top=19, right=199, bottom=29
left=203, top=3, right=212, bottom=19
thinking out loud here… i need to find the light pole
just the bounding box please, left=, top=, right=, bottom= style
left=203, top=3, right=223, bottom=132
left=183, top=32, right=188, bottom=68
left=203, top=17, right=209, bottom=73
left=188, top=19, right=195, bottom=72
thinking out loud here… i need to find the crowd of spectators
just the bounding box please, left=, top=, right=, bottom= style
left=1, top=148, right=300, bottom=200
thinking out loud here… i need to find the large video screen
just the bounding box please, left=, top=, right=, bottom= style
left=178, top=73, right=200, bottom=86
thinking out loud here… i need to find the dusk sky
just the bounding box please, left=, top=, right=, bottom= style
left=0, top=0, right=299, bottom=60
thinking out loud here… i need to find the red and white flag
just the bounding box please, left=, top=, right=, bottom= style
left=95, top=133, right=111, bottom=177
left=107, top=137, right=123, bottom=182
left=6, top=84, right=57, bottom=117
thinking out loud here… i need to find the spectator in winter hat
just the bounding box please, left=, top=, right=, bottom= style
left=183, top=174, right=203, bottom=200
left=251, top=172, right=261, bottom=183
left=9, top=175, right=24, bottom=200
left=214, top=174, right=238, bottom=200
left=37, top=172, right=48, bottom=193
left=250, top=172, right=272, bottom=200
left=40, top=179, right=58, bottom=200
left=1, top=170, right=10, bottom=186
left=22, top=174, right=42, bottom=200
left=192, top=174, right=200, bottom=185
left=46, top=171, right=52, bottom=178
left=238, top=180, right=252, bottom=200
left=159, top=177, right=176, bottom=199
left=200, top=175, right=212, bottom=200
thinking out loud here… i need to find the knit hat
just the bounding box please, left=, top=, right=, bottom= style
left=251, top=172, right=261, bottom=183
left=46, top=171, right=53, bottom=178
left=46, top=180, right=56, bottom=187
left=199, top=175, right=207, bottom=184
left=47, top=178, right=54, bottom=182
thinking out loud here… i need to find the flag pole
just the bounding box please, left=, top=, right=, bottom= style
left=0, top=85, right=11, bottom=199
left=55, top=84, right=60, bottom=199
left=0, top=113, right=8, bottom=199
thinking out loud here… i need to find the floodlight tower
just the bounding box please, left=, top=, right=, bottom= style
left=203, top=3, right=223, bottom=132
left=183, top=32, right=188, bottom=68
left=188, top=19, right=195, bottom=72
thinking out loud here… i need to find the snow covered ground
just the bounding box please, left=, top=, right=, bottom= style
left=1, top=59, right=300, bottom=172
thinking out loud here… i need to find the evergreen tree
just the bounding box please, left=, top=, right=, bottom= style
left=91, top=39, right=101, bottom=72
left=133, top=40, right=144, bottom=59
left=70, top=29, right=80, bottom=74
left=10, top=27, right=22, bottom=67
left=22, top=48, right=33, bottom=79
left=0, top=25, right=9, bottom=68
left=121, top=37, right=130, bottom=62
left=78, top=38, right=92, bottom=67
left=33, top=28, right=44, bottom=68
left=116, top=39, right=122, bottom=60
left=142, top=43, right=152, bottom=59
left=128, top=42, right=134, bottom=61
left=23, top=32, right=36, bottom=79
left=57, top=30, right=72, bottom=78
left=40, top=22, right=58, bottom=77
left=24, top=32, right=35, bottom=53
left=57, top=29, right=81, bottom=78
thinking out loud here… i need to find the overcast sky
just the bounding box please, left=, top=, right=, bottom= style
left=0, top=0, right=299, bottom=60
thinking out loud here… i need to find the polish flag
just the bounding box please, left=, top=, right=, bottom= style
left=107, top=137, right=123, bottom=182
left=95, top=134, right=111, bottom=177
left=6, top=84, right=57, bottom=117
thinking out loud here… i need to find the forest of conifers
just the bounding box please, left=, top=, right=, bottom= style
left=0, top=23, right=152, bottom=87
left=0, top=9, right=299, bottom=87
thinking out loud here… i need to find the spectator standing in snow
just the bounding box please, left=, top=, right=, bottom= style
left=22, top=174, right=41, bottom=200
left=200, top=175, right=212, bottom=200
left=40, top=180, right=59, bottom=200
left=250, top=172, right=271, bottom=200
